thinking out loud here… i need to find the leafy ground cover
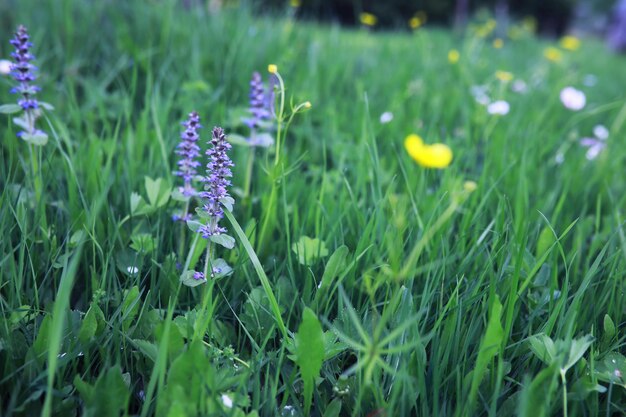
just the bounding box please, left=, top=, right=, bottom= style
left=1, top=1, right=626, bottom=416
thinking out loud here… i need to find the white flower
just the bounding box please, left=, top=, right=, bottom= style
left=470, top=85, right=490, bottom=105
left=221, top=394, right=233, bottom=409
left=126, top=266, right=139, bottom=275
left=593, top=124, right=609, bottom=140
left=560, top=87, right=586, bottom=111
left=379, top=111, right=394, bottom=124
left=487, top=100, right=510, bottom=115
left=511, top=79, right=527, bottom=93
left=0, top=59, right=12, bottom=75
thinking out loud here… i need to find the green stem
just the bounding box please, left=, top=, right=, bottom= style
left=560, top=370, right=568, bottom=417
left=243, top=148, right=256, bottom=201
left=178, top=200, right=190, bottom=259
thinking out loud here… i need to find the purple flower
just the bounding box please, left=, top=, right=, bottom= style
left=245, top=72, right=271, bottom=129
left=9, top=26, right=39, bottom=112
left=198, top=127, right=234, bottom=238
left=174, top=111, right=202, bottom=197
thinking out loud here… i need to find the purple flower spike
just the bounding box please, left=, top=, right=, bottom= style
left=174, top=111, right=202, bottom=197
left=198, top=127, right=234, bottom=238
left=9, top=26, right=39, bottom=112
left=245, top=72, right=271, bottom=129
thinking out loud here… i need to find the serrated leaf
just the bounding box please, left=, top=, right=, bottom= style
left=294, top=307, right=325, bottom=415
left=0, top=103, right=22, bottom=114
left=144, top=176, right=171, bottom=208
left=292, top=236, right=329, bottom=266
left=130, top=233, right=156, bottom=254
left=564, top=334, right=594, bottom=373
left=180, top=270, right=206, bottom=287
left=210, top=233, right=235, bottom=249
left=528, top=334, right=556, bottom=365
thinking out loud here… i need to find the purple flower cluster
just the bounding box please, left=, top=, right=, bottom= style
left=198, top=127, right=234, bottom=238
left=9, top=25, right=40, bottom=112
left=174, top=111, right=202, bottom=197
left=245, top=71, right=271, bottom=129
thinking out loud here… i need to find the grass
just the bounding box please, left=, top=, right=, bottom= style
left=1, top=1, right=626, bottom=416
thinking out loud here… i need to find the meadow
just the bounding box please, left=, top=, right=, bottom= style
left=1, top=1, right=626, bottom=416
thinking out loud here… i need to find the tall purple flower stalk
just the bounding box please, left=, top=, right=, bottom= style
left=198, top=127, right=234, bottom=238
left=9, top=25, right=42, bottom=137
left=175, top=111, right=202, bottom=198
left=246, top=72, right=271, bottom=130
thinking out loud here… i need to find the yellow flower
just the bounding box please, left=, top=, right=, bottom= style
left=268, top=64, right=278, bottom=74
left=493, top=38, right=504, bottom=49
left=409, top=17, right=422, bottom=29
left=303, top=101, right=312, bottom=108
left=463, top=181, right=477, bottom=192
left=290, top=0, right=301, bottom=7
left=495, top=70, right=513, bottom=82
left=559, top=35, right=580, bottom=51
left=404, top=134, right=453, bottom=169
left=448, top=49, right=460, bottom=64
left=359, top=12, right=377, bottom=27
left=543, top=47, right=562, bottom=62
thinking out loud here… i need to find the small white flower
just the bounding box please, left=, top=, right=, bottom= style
left=0, top=59, right=12, bottom=75
left=487, top=100, right=510, bottom=115
left=221, top=394, right=233, bottom=409
left=560, top=87, right=586, bottom=111
left=379, top=111, right=394, bottom=124
left=593, top=124, right=609, bottom=140
left=127, top=266, right=139, bottom=275
left=579, top=137, right=606, bottom=160
left=511, top=79, right=527, bottom=93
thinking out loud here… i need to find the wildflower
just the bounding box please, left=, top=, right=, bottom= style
left=495, top=71, right=513, bottom=82
left=246, top=72, right=271, bottom=128
left=404, top=134, right=453, bottom=169
left=470, top=85, right=490, bottom=105
left=559, top=35, right=580, bottom=51
left=593, top=124, right=609, bottom=140
left=448, top=49, right=460, bottom=64
left=359, top=12, right=377, bottom=27
left=0, top=59, right=12, bottom=75
left=303, top=101, right=312, bottom=109
left=560, top=87, right=586, bottom=111
left=198, top=127, right=234, bottom=238
left=380, top=111, right=394, bottom=124
left=493, top=38, right=504, bottom=49
left=544, top=47, right=563, bottom=62
left=464, top=181, right=477, bottom=192
left=174, top=111, right=202, bottom=197
left=268, top=64, right=278, bottom=74
left=221, top=394, right=234, bottom=409
left=487, top=100, right=510, bottom=115
left=512, top=79, right=528, bottom=93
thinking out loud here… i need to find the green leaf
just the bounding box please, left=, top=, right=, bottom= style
left=563, top=334, right=594, bottom=373
left=211, top=258, right=233, bottom=279
left=39, top=102, right=54, bottom=110
left=294, top=307, right=325, bottom=415
left=180, top=270, right=206, bottom=287
left=292, top=236, right=329, bottom=266
left=517, top=364, right=559, bottom=417
left=130, top=233, right=156, bottom=254
left=318, top=245, right=348, bottom=293
left=186, top=219, right=203, bottom=232
left=210, top=233, right=235, bottom=249
left=32, top=315, right=52, bottom=363
left=21, top=131, right=48, bottom=146
left=528, top=334, right=556, bottom=365
left=594, top=352, right=626, bottom=386
left=130, top=192, right=153, bottom=216
left=322, top=398, right=342, bottom=417
left=78, top=305, right=98, bottom=343
left=536, top=226, right=555, bottom=257
left=144, top=176, right=171, bottom=208
left=133, top=339, right=158, bottom=362
left=604, top=314, right=616, bottom=339
left=468, top=296, right=504, bottom=409
left=122, top=286, right=141, bottom=332
left=13, top=117, right=30, bottom=130
left=220, top=196, right=235, bottom=212
left=73, top=365, right=130, bottom=417
left=0, top=103, right=22, bottom=114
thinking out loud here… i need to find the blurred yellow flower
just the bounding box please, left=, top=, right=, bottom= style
left=268, top=64, right=278, bottom=74
left=464, top=181, right=477, bottom=192
left=493, top=38, right=504, bottom=49
left=495, top=70, right=513, bottom=82
left=409, top=17, right=422, bottom=29
left=360, top=12, right=377, bottom=27
left=559, top=35, right=580, bottom=51
left=404, top=134, right=453, bottom=169
left=290, top=0, right=301, bottom=7
left=543, top=47, right=562, bottom=62
left=303, top=101, right=312, bottom=108
left=448, top=49, right=460, bottom=64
